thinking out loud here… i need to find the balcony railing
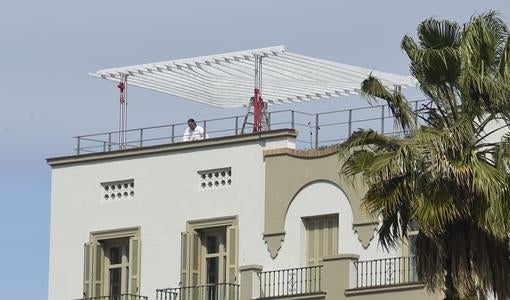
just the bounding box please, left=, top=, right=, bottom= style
left=156, top=283, right=240, bottom=300
left=74, top=294, right=148, bottom=300
left=73, top=100, right=427, bottom=155
left=354, top=256, right=419, bottom=288
left=258, top=265, right=323, bottom=298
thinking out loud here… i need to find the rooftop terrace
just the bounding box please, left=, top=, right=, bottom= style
left=73, top=99, right=426, bottom=155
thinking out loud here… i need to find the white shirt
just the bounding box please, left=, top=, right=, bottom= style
left=183, top=125, right=208, bottom=141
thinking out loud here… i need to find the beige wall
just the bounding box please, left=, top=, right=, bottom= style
left=263, top=147, right=378, bottom=258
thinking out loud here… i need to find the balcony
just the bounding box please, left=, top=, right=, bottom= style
left=237, top=255, right=434, bottom=300
left=354, top=256, right=418, bottom=289
left=74, top=294, right=149, bottom=300
left=156, top=283, right=240, bottom=300
left=258, top=265, right=323, bottom=299
left=73, top=100, right=426, bottom=155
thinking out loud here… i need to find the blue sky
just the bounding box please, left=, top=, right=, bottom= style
left=1, top=1, right=508, bottom=299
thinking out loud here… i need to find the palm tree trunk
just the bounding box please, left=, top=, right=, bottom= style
left=444, top=255, right=459, bottom=300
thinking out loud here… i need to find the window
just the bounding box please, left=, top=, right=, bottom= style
left=404, top=221, right=419, bottom=282
left=180, top=216, right=238, bottom=294
left=83, top=227, right=141, bottom=299
left=303, top=214, right=338, bottom=266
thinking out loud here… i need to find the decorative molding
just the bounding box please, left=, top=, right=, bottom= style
left=198, top=167, right=232, bottom=190
left=262, top=232, right=286, bottom=259
left=353, top=222, right=378, bottom=249
left=101, top=179, right=134, bottom=201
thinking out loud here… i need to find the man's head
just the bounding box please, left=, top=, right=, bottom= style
left=187, top=118, right=196, bottom=130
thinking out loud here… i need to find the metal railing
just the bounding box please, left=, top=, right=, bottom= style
left=258, top=265, right=323, bottom=298
left=354, top=256, right=419, bottom=288
left=73, top=100, right=427, bottom=155
left=156, top=283, right=240, bottom=300
left=73, top=294, right=148, bottom=300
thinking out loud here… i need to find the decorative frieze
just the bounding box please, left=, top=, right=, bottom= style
left=101, top=179, right=135, bottom=200
left=198, top=167, right=232, bottom=190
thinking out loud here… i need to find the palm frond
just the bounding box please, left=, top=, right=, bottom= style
left=361, top=76, right=416, bottom=132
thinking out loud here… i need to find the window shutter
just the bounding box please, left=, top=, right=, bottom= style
left=305, top=221, right=316, bottom=266
left=329, top=217, right=338, bottom=255
left=226, top=226, right=238, bottom=284
left=129, top=237, right=141, bottom=295
left=180, top=232, right=190, bottom=287
left=190, top=231, right=200, bottom=287
left=83, top=242, right=93, bottom=297
left=93, top=243, right=104, bottom=297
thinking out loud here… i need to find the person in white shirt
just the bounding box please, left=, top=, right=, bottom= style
left=183, top=118, right=209, bottom=141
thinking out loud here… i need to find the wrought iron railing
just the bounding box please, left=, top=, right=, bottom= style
left=354, top=256, right=419, bottom=288
left=74, top=294, right=148, bottom=300
left=73, top=100, right=427, bottom=155
left=156, top=283, right=240, bottom=300
left=258, top=265, right=323, bottom=298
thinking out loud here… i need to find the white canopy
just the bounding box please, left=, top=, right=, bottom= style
left=90, top=45, right=417, bottom=108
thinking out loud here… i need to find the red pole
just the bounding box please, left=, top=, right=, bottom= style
left=253, top=88, right=263, bottom=132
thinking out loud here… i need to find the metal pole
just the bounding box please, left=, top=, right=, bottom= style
left=315, top=114, right=319, bottom=149
left=203, top=121, right=207, bottom=139
left=414, top=100, right=419, bottom=126
left=171, top=125, right=175, bottom=143
left=235, top=116, right=239, bottom=135
left=108, top=132, right=112, bottom=151
left=381, top=106, right=385, bottom=134
left=139, top=128, right=144, bottom=147
left=348, top=109, right=352, bottom=136
left=76, top=137, right=81, bottom=155
left=291, top=110, right=295, bottom=129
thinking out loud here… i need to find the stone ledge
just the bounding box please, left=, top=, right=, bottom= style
left=345, top=283, right=425, bottom=296
left=263, top=146, right=339, bottom=158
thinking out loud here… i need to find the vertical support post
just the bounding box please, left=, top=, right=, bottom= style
left=203, top=121, right=207, bottom=139
left=117, top=74, right=128, bottom=150
left=414, top=100, right=419, bottom=126
left=108, top=132, right=112, bottom=151
left=239, top=265, right=263, bottom=300
left=235, top=116, right=239, bottom=135
left=76, top=137, right=81, bottom=155
left=315, top=114, right=319, bottom=149
left=253, top=55, right=264, bottom=133
left=291, top=110, right=295, bottom=129
left=381, top=105, right=385, bottom=134
left=171, top=124, right=175, bottom=143
left=348, top=109, right=352, bottom=136
left=103, top=141, right=106, bottom=152
left=139, top=128, right=144, bottom=147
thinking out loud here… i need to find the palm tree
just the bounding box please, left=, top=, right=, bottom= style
left=338, top=11, right=510, bottom=299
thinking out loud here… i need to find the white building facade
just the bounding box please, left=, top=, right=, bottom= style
left=48, top=129, right=437, bottom=300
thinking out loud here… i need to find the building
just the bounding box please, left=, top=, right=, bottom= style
left=47, top=47, right=439, bottom=300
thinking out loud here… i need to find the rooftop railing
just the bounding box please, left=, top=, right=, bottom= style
left=74, top=100, right=427, bottom=155
left=355, top=256, right=419, bottom=288
left=73, top=294, right=148, bottom=300
left=258, top=265, right=323, bottom=298
left=156, top=283, right=240, bottom=300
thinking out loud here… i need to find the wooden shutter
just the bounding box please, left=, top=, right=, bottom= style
left=92, top=243, right=104, bottom=297
left=305, top=221, right=316, bottom=266
left=83, top=242, right=93, bottom=297
left=129, top=237, right=141, bottom=294
left=190, top=231, right=200, bottom=286
left=180, top=232, right=190, bottom=287
left=328, top=217, right=338, bottom=255
left=226, top=226, right=238, bottom=283
left=84, top=241, right=104, bottom=297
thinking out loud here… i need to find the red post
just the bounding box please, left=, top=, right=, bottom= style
left=253, top=88, right=263, bottom=132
